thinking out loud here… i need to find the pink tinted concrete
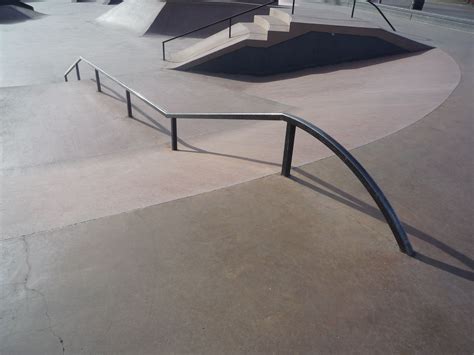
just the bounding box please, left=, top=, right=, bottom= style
left=1, top=48, right=459, bottom=238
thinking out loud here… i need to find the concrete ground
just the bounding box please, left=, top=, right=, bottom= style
left=1, top=1, right=473, bottom=354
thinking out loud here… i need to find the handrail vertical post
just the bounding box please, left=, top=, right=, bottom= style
left=292, top=0, right=295, bottom=14
left=75, top=63, right=81, bottom=81
left=229, top=18, right=232, bottom=38
left=95, top=69, right=101, bottom=92
left=64, top=75, right=68, bottom=82
left=171, top=118, right=178, bottom=151
left=351, top=0, right=356, bottom=17
left=281, top=122, right=296, bottom=177
left=162, top=42, right=166, bottom=61
left=126, top=90, right=132, bottom=118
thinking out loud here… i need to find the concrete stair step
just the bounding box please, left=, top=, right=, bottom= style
left=167, top=7, right=293, bottom=65
left=254, top=14, right=290, bottom=31
left=269, top=7, right=292, bottom=24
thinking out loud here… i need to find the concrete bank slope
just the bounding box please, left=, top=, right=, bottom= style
left=169, top=6, right=431, bottom=75
left=1, top=3, right=472, bottom=355
left=97, top=0, right=273, bottom=36
left=1, top=33, right=472, bottom=352
left=1, top=48, right=459, bottom=238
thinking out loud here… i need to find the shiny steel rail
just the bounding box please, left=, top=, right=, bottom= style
left=64, top=57, right=414, bottom=256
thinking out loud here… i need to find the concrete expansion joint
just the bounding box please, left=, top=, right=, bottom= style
left=21, top=236, right=66, bottom=355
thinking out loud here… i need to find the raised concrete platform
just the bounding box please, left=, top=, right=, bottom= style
left=97, top=0, right=273, bottom=36
left=96, top=0, right=166, bottom=35
left=0, top=1, right=472, bottom=353
left=168, top=7, right=432, bottom=75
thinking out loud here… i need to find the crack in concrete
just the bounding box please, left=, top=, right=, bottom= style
left=21, top=236, right=66, bottom=354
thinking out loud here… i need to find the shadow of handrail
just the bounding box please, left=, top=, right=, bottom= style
left=291, top=168, right=474, bottom=281
left=97, top=81, right=282, bottom=167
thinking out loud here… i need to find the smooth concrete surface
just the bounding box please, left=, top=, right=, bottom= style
left=0, top=1, right=167, bottom=87
left=1, top=1, right=473, bottom=353
left=169, top=6, right=431, bottom=71
left=97, top=0, right=271, bottom=36
left=1, top=48, right=459, bottom=238
left=188, top=31, right=410, bottom=75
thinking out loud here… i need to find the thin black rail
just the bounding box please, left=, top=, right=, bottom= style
left=64, top=57, right=414, bottom=256
left=351, top=0, right=396, bottom=31
left=162, top=0, right=278, bottom=61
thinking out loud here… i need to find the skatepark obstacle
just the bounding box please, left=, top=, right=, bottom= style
left=164, top=7, right=431, bottom=75
left=0, top=1, right=43, bottom=23
left=97, top=0, right=277, bottom=35
left=64, top=56, right=415, bottom=256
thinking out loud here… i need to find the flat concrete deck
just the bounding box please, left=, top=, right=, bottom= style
left=1, top=1, right=473, bottom=353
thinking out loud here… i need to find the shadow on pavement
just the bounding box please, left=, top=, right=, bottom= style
left=291, top=167, right=474, bottom=281
left=91, top=81, right=473, bottom=281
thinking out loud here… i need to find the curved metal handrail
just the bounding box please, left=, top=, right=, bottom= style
left=161, top=0, right=278, bottom=61
left=64, top=57, right=414, bottom=256
left=351, top=0, right=396, bottom=31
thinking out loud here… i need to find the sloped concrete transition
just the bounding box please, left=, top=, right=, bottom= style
left=0, top=0, right=472, bottom=354
left=167, top=7, right=431, bottom=75
left=0, top=1, right=43, bottom=23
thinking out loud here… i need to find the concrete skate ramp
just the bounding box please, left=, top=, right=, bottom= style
left=73, top=0, right=123, bottom=4
left=1, top=49, right=460, bottom=237
left=0, top=0, right=32, bottom=11
left=190, top=32, right=411, bottom=75
left=97, top=0, right=271, bottom=36
left=0, top=3, right=42, bottom=23
left=146, top=2, right=271, bottom=36
left=97, top=0, right=167, bottom=35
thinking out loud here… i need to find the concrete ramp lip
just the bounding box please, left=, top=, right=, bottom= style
left=72, top=0, right=123, bottom=4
